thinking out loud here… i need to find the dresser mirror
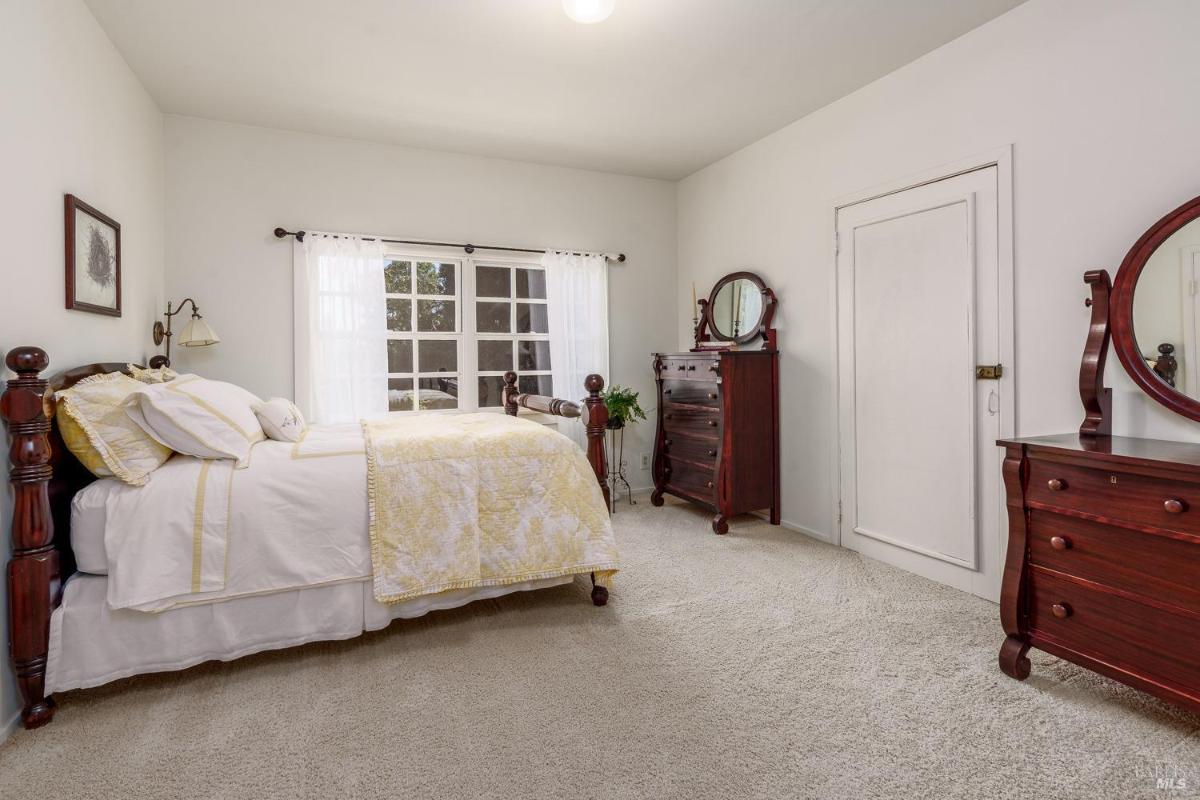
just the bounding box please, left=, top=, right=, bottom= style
left=1112, top=194, right=1200, bottom=421
left=694, top=270, right=777, bottom=350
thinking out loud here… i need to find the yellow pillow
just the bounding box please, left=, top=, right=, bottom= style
left=56, top=372, right=172, bottom=485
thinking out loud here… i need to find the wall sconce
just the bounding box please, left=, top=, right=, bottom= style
left=149, top=298, right=219, bottom=369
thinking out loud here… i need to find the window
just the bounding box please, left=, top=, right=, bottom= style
left=383, top=251, right=553, bottom=413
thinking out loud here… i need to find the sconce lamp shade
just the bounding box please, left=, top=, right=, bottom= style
left=179, top=316, right=220, bottom=347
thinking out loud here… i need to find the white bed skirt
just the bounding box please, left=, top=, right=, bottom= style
left=47, top=573, right=573, bottom=693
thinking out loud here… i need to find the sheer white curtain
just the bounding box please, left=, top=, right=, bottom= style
left=543, top=251, right=609, bottom=449
left=294, top=234, right=388, bottom=424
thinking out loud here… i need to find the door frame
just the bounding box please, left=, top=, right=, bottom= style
left=828, top=145, right=1015, bottom=563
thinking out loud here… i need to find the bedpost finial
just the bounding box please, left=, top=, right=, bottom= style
left=584, top=374, right=604, bottom=395
left=503, top=371, right=517, bottom=388
left=6, top=347, right=48, bottom=375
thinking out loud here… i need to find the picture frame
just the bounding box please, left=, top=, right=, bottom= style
left=65, top=194, right=121, bottom=317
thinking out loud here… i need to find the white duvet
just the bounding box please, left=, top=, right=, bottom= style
left=102, top=424, right=371, bottom=612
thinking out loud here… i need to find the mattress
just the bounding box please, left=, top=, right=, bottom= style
left=47, top=572, right=574, bottom=693
left=70, top=478, right=114, bottom=575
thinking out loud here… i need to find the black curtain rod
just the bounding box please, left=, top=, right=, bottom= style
left=273, top=228, right=626, bottom=262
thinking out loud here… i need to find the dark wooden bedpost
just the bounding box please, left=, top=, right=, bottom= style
left=0, top=347, right=58, bottom=728
left=583, top=374, right=611, bottom=510
left=502, top=370, right=518, bottom=416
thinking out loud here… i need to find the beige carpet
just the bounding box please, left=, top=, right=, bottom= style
left=3, top=495, right=1200, bottom=799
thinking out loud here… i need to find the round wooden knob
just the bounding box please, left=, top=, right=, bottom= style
left=1047, top=478, right=1066, bottom=491
left=664, top=439, right=672, bottom=446
left=707, top=393, right=717, bottom=399
left=1165, top=499, right=1186, bottom=514
left=665, top=414, right=673, bottom=420
left=707, top=449, right=717, bottom=457
left=1051, top=602, right=1072, bottom=619
left=1050, top=536, right=1071, bottom=551
left=687, top=365, right=695, bottom=371
left=706, top=481, right=714, bottom=489
left=676, top=365, right=686, bottom=371
left=663, top=389, right=672, bottom=395
left=707, top=420, right=717, bottom=426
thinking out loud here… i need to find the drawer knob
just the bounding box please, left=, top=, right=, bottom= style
left=1049, top=536, right=1071, bottom=551
left=1047, top=478, right=1067, bottom=491
left=665, top=413, right=673, bottom=420
left=707, top=420, right=718, bottom=427
left=706, top=481, right=714, bottom=489
left=708, top=393, right=717, bottom=399
left=688, top=365, right=695, bottom=371
left=707, top=449, right=717, bottom=457
left=1165, top=499, right=1187, bottom=514
left=677, top=365, right=686, bottom=371
left=709, top=364, right=719, bottom=372
left=663, top=389, right=672, bottom=395
left=664, top=439, right=672, bottom=446
left=1051, top=602, right=1072, bottom=619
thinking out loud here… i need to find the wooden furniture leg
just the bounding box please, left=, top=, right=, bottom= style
left=1, top=347, right=59, bottom=728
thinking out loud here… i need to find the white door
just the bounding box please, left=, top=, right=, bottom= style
left=836, top=166, right=1007, bottom=601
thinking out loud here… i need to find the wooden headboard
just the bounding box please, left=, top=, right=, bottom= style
left=1, top=346, right=134, bottom=729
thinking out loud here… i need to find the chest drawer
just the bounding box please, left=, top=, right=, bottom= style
left=663, top=459, right=716, bottom=501
left=1028, top=511, right=1200, bottom=612
left=656, top=357, right=722, bottom=381
left=661, top=433, right=719, bottom=468
left=661, top=379, right=720, bottom=407
left=1026, top=459, right=1200, bottom=536
left=663, top=403, right=721, bottom=436
left=1028, top=568, right=1200, bottom=694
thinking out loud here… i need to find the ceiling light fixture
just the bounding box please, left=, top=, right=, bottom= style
left=562, top=0, right=615, bottom=24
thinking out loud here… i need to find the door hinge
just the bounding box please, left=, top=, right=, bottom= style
left=837, top=500, right=843, bottom=525
left=834, top=231, right=840, bottom=257
left=975, top=364, right=1003, bottom=380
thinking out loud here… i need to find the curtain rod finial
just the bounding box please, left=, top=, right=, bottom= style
left=617, top=254, right=626, bottom=262
left=273, top=227, right=287, bottom=239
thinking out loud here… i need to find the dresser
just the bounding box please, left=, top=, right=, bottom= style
left=998, top=434, right=1200, bottom=712
left=650, top=349, right=780, bottom=534
left=996, top=190, right=1200, bottom=714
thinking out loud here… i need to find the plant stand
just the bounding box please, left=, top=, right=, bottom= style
left=606, top=420, right=635, bottom=512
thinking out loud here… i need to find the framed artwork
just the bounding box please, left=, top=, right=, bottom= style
left=65, top=194, right=121, bottom=317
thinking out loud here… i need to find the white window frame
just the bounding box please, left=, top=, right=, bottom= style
left=382, top=245, right=554, bottom=416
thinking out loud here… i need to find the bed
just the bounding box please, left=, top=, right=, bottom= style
left=1, top=346, right=617, bottom=730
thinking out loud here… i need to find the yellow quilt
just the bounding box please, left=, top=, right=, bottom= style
left=362, top=413, right=619, bottom=604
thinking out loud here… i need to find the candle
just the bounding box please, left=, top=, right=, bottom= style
left=691, top=282, right=697, bottom=313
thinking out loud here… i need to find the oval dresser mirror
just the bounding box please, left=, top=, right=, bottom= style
left=706, top=271, right=771, bottom=344
left=1112, top=194, right=1200, bottom=420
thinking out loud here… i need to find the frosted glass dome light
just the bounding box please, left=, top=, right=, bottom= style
left=562, top=0, right=615, bottom=24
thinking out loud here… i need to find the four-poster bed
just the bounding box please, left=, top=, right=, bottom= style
left=1, top=346, right=614, bottom=730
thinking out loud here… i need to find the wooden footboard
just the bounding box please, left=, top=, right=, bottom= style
left=502, top=371, right=611, bottom=510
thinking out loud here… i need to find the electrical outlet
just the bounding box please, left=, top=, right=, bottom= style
left=640, top=454, right=651, bottom=470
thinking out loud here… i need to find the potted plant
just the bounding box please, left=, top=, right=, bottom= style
left=601, top=385, right=646, bottom=430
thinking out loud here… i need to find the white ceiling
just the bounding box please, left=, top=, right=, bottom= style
left=85, top=0, right=1025, bottom=179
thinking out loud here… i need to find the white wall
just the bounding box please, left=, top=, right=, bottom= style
left=677, top=0, right=1200, bottom=541
left=163, top=116, right=676, bottom=486
left=0, top=0, right=164, bottom=733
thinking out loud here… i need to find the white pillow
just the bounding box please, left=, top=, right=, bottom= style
left=253, top=397, right=308, bottom=443
left=124, top=375, right=265, bottom=466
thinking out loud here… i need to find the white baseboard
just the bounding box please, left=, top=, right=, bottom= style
left=1, top=707, right=20, bottom=743
left=751, top=511, right=835, bottom=544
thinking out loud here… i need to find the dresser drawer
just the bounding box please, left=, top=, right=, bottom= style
left=1029, top=568, right=1200, bottom=694
left=663, top=403, right=721, bottom=435
left=661, top=433, right=719, bottom=468
left=656, top=356, right=722, bottom=381
left=1027, top=459, right=1200, bottom=536
left=1028, top=511, right=1200, bottom=612
left=664, top=458, right=716, bottom=501
left=661, top=379, right=720, bottom=407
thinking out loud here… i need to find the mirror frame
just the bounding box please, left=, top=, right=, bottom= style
left=702, top=271, right=777, bottom=346
left=1111, top=193, right=1200, bottom=422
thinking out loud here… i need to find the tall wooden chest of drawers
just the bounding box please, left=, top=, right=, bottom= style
left=998, top=433, right=1200, bottom=713
left=650, top=350, right=780, bottom=534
